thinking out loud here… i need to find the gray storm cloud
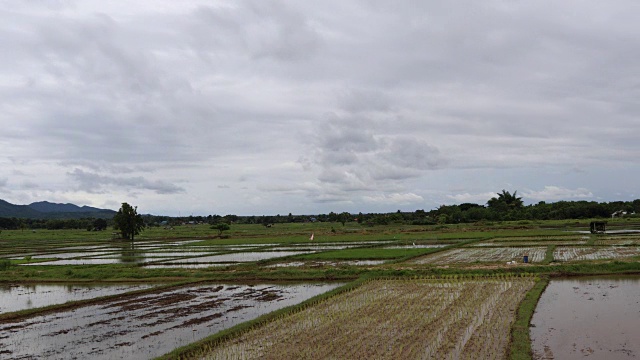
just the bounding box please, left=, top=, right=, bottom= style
left=1, top=0, right=639, bottom=214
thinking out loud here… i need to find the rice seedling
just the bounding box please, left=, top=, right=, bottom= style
left=553, top=246, right=640, bottom=262
left=197, top=277, right=536, bottom=359
left=412, top=247, right=546, bottom=265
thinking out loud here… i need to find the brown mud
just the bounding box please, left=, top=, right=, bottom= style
left=0, top=282, right=340, bottom=360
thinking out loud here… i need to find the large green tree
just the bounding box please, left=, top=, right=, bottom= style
left=113, top=202, right=145, bottom=241
left=487, top=190, right=524, bottom=211
left=211, top=223, right=230, bottom=236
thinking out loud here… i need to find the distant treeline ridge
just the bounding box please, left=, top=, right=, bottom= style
left=1, top=199, right=639, bottom=230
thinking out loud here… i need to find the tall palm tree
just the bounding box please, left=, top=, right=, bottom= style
left=488, top=190, right=523, bottom=209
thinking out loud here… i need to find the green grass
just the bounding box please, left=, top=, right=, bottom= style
left=541, top=245, right=556, bottom=265
left=509, top=277, right=549, bottom=360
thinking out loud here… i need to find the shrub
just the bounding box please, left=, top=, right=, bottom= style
left=0, top=259, right=11, bottom=271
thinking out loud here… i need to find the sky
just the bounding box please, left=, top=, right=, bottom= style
left=1, top=1, right=639, bottom=216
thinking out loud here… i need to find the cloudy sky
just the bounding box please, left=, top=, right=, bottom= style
left=1, top=1, right=639, bottom=216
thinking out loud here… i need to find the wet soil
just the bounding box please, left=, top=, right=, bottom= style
left=530, top=276, right=640, bottom=359
left=0, top=284, right=155, bottom=314
left=0, top=282, right=340, bottom=359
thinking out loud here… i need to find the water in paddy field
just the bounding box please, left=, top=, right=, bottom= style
left=530, top=276, right=640, bottom=359
left=163, top=251, right=313, bottom=264
left=0, top=283, right=342, bottom=360
left=266, top=260, right=386, bottom=267
left=0, top=284, right=156, bottom=314
left=383, top=244, right=448, bottom=249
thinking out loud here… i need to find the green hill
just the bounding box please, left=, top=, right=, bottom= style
left=0, top=199, right=116, bottom=219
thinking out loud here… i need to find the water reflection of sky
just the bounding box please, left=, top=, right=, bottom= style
left=531, top=276, right=640, bottom=359
left=13, top=240, right=402, bottom=267
left=0, top=284, right=155, bottom=314
left=267, top=260, right=386, bottom=267
left=0, top=283, right=342, bottom=360
left=165, top=251, right=313, bottom=264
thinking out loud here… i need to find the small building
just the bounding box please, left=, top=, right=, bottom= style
left=611, top=210, right=627, bottom=218
left=590, top=221, right=606, bottom=234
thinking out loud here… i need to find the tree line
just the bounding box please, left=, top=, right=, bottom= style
left=143, top=192, right=640, bottom=226
left=2, top=192, right=639, bottom=231
left=0, top=217, right=109, bottom=231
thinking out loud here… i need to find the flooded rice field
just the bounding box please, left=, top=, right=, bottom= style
left=412, top=247, right=547, bottom=264
left=472, top=240, right=587, bottom=247
left=143, top=263, right=230, bottom=269
left=0, top=282, right=342, bottom=359
left=0, top=284, right=156, bottom=314
left=21, top=258, right=141, bottom=265
left=553, top=246, right=640, bottom=262
left=95, top=251, right=215, bottom=258
left=383, top=244, right=448, bottom=249
left=22, top=252, right=118, bottom=259
left=531, top=276, right=640, bottom=359
left=162, top=251, right=313, bottom=264
left=269, top=245, right=362, bottom=251
left=13, top=240, right=369, bottom=267
left=266, top=260, right=387, bottom=267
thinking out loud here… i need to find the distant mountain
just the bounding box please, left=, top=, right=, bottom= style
left=0, top=199, right=41, bottom=218
left=0, top=199, right=116, bottom=219
left=28, top=201, right=106, bottom=213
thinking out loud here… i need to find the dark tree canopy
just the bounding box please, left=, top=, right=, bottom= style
left=93, top=218, right=108, bottom=231
left=211, top=223, right=230, bottom=236
left=487, top=190, right=524, bottom=211
left=113, top=202, right=145, bottom=241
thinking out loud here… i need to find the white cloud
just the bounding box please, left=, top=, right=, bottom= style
left=523, top=186, right=593, bottom=201
left=68, top=168, right=185, bottom=195
left=364, top=193, right=424, bottom=205
left=446, top=192, right=497, bottom=205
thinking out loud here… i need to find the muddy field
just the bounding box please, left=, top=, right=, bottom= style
left=530, top=276, right=640, bottom=359
left=0, top=284, right=156, bottom=314
left=0, top=283, right=341, bottom=359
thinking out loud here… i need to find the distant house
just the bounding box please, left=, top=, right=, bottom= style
left=611, top=210, right=627, bottom=218
left=590, top=221, right=606, bottom=234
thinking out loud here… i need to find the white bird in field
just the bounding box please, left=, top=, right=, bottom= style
left=310, top=233, right=314, bottom=241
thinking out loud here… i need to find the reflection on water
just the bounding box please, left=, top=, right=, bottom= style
left=383, top=244, right=448, bottom=249
left=531, top=276, right=640, bottom=359
left=0, top=283, right=342, bottom=359
left=118, top=242, right=145, bottom=264
left=267, top=260, right=386, bottom=267
left=165, top=251, right=313, bottom=264
left=0, top=284, right=156, bottom=314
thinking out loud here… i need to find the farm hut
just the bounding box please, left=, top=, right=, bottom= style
left=611, top=210, right=627, bottom=218
left=589, top=221, right=606, bottom=234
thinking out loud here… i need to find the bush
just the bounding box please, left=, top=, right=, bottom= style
left=0, top=259, right=11, bottom=271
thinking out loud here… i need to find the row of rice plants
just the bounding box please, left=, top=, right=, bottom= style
left=471, top=240, right=587, bottom=247
left=412, top=247, right=546, bottom=265
left=553, top=246, right=640, bottom=262
left=594, top=235, right=640, bottom=245
left=197, top=277, right=536, bottom=359
left=490, top=235, right=586, bottom=242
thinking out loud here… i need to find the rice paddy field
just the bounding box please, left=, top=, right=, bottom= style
left=411, top=247, right=548, bottom=265
left=197, top=277, right=536, bottom=360
left=0, top=220, right=639, bottom=359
